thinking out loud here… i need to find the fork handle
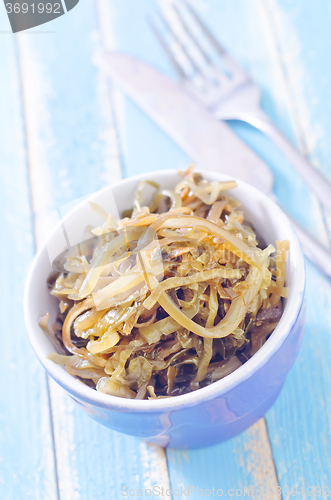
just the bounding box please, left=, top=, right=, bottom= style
left=269, top=193, right=331, bottom=280
left=248, top=111, right=331, bottom=214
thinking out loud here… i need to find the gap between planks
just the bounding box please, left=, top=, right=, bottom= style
left=15, top=5, right=171, bottom=499
left=15, top=34, right=61, bottom=500
left=94, top=0, right=172, bottom=494
left=240, top=419, right=280, bottom=500
left=263, top=0, right=330, bottom=248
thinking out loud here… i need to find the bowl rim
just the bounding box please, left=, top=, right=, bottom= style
left=24, top=169, right=305, bottom=412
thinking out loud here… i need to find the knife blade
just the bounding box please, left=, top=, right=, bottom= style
left=96, top=51, right=273, bottom=195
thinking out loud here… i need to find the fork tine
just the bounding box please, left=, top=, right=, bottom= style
left=159, top=4, right=226, bottom=90
left=182, top=0, right=226, bottom=55
left=148, top=17, right=187, bottom=79
left=158, top=7, right=202, bottom=76
left=183, top=0, right=248, bottom=78
left=173, top=1, right=230, bottom=85
left=172, top=2, right=213, bottom=66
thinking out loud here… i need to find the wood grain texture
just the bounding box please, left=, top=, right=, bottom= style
left=49, top=379, right=170, bottom=500
left=260, top=0, right=331, bottom=492
left=96, top=0, right=280, bottom=496
left=0, top=8, right=58, bottom=500
left=181, top=0, right=331, bottom=493
left=95, top=0, right=192, bottom=179
left=167, top=419, right=280, bottom=499
left=16, top=1, right=170, bottom=498
left=189, top=0, right=326, bottom=242
left=97, top=0, right=331, bottom=495
left=3, top=0, right=331, bottom=497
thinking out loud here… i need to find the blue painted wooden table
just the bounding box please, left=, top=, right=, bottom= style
left=1, top=1, right=331, bottom=498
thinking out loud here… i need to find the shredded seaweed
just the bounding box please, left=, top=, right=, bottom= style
left=40, top=166, right=289, bottom=399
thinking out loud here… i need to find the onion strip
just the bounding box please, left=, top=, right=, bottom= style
left=143, top=267, right=243, bottom=310
left=152, top=215, right=264, bottom=268
left=143, top=264, right=263, bottom=339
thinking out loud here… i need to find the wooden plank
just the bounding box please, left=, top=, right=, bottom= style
left=16, top=4, right=122, bottom=248
left=98, top=0, right=330, bottom=494
left=12, top=0, right=331, bottom=496
left=96, top=0, right=281, bottom=496
left=265, top=263, right=331, bottom=492
left=181, top=0, right=331, bottom=492
left=0, top=8, right=58, bottom=500
left=49, top=380, right=170, bottom=500
left=267, top=0, right=331, bottom=185
left=167, top=419, right=280, bottom=499
left=157, top=0, right=330, bottom=493
left=193, top=0, right=327, bottom=243
left=259, top=0, right=331, bottom=492
left=95, top=0, right=192, bottom=179
left=16, top=1, right=170, bottom=498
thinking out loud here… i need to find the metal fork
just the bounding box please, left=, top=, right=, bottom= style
left=151, top=0, right=331, bottom=215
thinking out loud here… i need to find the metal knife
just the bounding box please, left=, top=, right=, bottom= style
left=96, top=51, right=273, bottom=195
left=96, top=50, right=331, bottom=279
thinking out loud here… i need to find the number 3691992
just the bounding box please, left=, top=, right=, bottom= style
left=5, top=3, right=61, bottom=14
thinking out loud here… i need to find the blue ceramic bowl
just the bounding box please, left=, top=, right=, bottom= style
left=24, top=170, right=305, bottom=449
